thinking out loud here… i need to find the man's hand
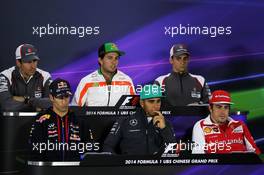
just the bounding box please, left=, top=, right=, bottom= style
left=152, top=111, right=166, bottom=129
left=13, top=96, right=25, bottom=102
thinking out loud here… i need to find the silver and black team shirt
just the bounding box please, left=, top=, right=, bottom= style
left=103, top=108, right=176, bottom=155
left=0, top=66, right=52, bottom=111
left=155, top=71, right=211, bottom=106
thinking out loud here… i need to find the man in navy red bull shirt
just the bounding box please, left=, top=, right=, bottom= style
left=29, top=78, right=94, bottom=160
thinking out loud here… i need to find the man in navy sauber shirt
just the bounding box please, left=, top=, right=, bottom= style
left=155, top=44, right=211, bottom=106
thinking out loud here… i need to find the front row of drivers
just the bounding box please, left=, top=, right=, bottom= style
left=29, top=78, right=260, bottom=161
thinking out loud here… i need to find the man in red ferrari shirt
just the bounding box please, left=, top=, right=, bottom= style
left=192, top=90, right=261, bottom=154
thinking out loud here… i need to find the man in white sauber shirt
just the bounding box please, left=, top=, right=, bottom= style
left=72, top=42, right=135, bottom=106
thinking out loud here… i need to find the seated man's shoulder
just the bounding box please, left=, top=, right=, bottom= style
left=0, top=66, right=16, bottom=79
left=80, top=70, right=103, bottom=82
left=68, top=111, right=79, bottom=121
left=35, top=111, right=52, bottom=124
left=114, top=114, right=137, bottom=128
left=189, top=73, right=206, bottom=85
left=229, top=118, right=245, bottom=127
left=193, top=118, right=207, bottom=128
left=189, top=73, right=205, bottom=80
left=116, top=70, right=133, bottom=80
left=124, top=111, right=143, bottom=124
left=155, top=73, right=170, bottom=83
left=36, top=68, right=51, bottom=79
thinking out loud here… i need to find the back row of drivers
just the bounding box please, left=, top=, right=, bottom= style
left=0, top=42, right=210, bottom=111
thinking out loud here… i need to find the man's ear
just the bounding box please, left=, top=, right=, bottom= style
left=98, top=57, right=102, bottom=65
left=169, top=57, right=173, bottom=64
left=49, top=94, right=54, bottom=102
left=139, top=100, right=144, bottom=108
left=16, top=60, right=21, bottom=67
left=208, top=104, right=213, bottom=113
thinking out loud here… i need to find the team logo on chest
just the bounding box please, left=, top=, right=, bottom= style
left=37, top=114, right=50, bottom=123
left=129, top=119, right=138, bottom=126
left=232, top=125, right=243, bottom=133
left=48, top=123, right=55, bottom=129
left=34, top=87, right=42, bottom=98
left=203, top=125, right=221, bottom=135
left=191, top=88, right=201, bottom=98
left=203, top=127, right=212, bottom=134
left=212, top=127, right=219, bottom=132
left=47, top=122, right=58, bottom=138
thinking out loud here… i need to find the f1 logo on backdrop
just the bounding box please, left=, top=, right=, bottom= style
left=116, top=95, right=140, bottom=107
left=161, top=143, right=180, bottom=158
left=121, top=97, right=133, bottom=106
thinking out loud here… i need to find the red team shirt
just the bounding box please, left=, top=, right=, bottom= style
left=192, top=115, right=261, bottom=154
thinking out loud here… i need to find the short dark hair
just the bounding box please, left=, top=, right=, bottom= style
left=99, top=53, right=105, bottom=59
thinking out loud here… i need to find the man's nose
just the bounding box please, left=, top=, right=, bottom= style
left=153, top=102, right=160, bottom=110
left=219, top=108, right=228, bottom=114
left=179, top=59, right=186, bottom=63
left=31, top=62, right=37, bottom=68
left=112, top=57, right=118, bottom=63
left=61, top=98, right=69, bottom=104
